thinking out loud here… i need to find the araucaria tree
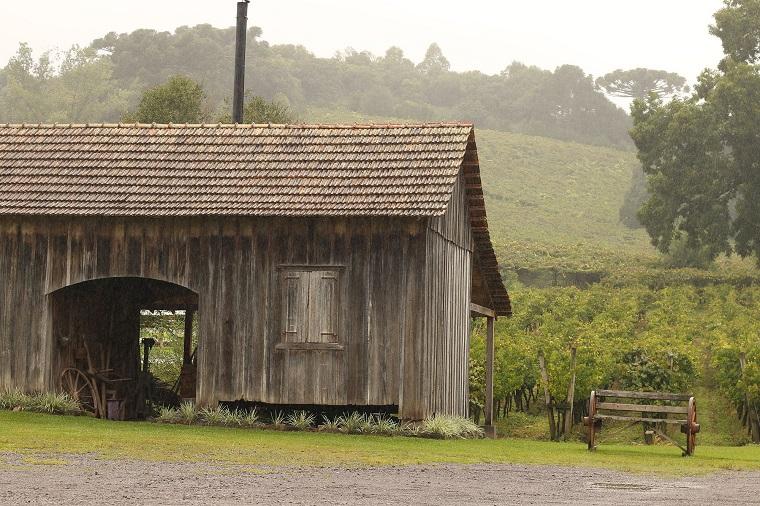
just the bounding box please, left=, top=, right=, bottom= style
left=631, top=0, right=760, bottom=263
left=596, top=68, right=688, bottom=100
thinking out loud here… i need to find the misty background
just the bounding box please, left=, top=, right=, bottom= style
left=2, top=0, right=723, bottom=83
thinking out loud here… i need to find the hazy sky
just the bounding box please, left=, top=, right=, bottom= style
left=1, top=0, right=725, bottom=82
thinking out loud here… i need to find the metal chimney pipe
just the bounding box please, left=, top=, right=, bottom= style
left=232, top=0, right=250, bottom=123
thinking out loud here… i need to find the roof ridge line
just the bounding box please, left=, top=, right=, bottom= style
left=0, top=122, right=475, bottom=129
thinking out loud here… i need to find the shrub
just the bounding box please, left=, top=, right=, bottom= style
left=421, top=415, right=484, bottom=439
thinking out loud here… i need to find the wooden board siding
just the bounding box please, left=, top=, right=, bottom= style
left=401, top=173, right=474, bottom=419
left=0, top=216, right=425, bottom=409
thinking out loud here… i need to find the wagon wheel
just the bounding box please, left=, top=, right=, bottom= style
left=587, top=390, right=597, bottom=451
left=685, top=397, right=699, bottom=456
left=60, top=368, right=97, bottom=414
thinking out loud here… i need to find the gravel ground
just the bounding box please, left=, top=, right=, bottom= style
left=1, top=453, right=758, bottom=505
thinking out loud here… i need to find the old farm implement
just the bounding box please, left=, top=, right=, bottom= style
left=584, top=390, right=699, bottom=456
left=59, top=338, right=158, bottom=419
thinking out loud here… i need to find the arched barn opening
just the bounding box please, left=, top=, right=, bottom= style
left=49, top=277, right=199, bottom=420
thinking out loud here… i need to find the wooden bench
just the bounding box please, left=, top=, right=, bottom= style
left=583, top=389, right=699, bottom=456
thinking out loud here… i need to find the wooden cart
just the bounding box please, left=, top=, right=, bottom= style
left=584, top=389, right=699, bottom=456
left=59, top=341, right=132, bottom=419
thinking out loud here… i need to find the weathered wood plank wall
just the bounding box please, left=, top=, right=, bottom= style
left=0, top=216, right=428, bottom=412
left=401, top=172, right=473, bottom=419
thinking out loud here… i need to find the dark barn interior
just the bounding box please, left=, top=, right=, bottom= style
left=51, top=277, right=198, bottom=419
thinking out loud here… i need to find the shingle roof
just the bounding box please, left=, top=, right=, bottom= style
left=0, top=122, right=509, bottom=315
left=0, top=123, right=474, bottom=216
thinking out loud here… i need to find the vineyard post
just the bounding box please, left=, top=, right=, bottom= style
left=740, top=352, right=760, bottom=442
left=538, top=350, right=557, bottom=440
left=564, top=345, right=577, bottom=439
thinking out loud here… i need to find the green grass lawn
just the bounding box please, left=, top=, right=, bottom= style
left=1, top=411, right=758, bottom=476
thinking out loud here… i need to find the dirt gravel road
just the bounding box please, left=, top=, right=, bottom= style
left=1, top=453, right=758, bottom=505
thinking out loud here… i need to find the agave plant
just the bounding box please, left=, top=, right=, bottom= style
left=156, top=406, right=178, bottom=423
left=421, top=415, right=484, bottom=439
left=200, top=406, right=234, bottom=426
left=176, top=401, right=198, bottom=424
left=271, top=410, right=287, bottom=428
left=286, top=410, right=316, bottom=430
left=29, top=392, right=81, bottom=415
left=319, top=414, right=340, bottom=432
left=0, top=389, right=31, bottom=411
left=241, top=408, right=260, bottom=427
left=337, top=412, right=370, bottom=434
left=369, top=415, right=399, bottom=435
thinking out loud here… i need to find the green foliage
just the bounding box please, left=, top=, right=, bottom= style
left=0, top=43, right=133, bottom=123
left=0, top=390, right=80, bottom=415
left=217, top=95, right=298, bottom=124
left=478, top=284, right=760, bottom=440
left=614, top=350, right=695, bottom=393
left=596, top=68, right=688, bottom=100
left=661, top=236, right=715, bottom=269
left=123, top=75, right=207, bottom=123
left=140, top=310, right=196, bottom=387
left=710, top=0, right=760, bottom=64
left=631, top=2, right=760, bottom=264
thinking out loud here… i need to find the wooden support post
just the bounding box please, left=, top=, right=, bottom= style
left=183, top=309, right=195, bottom=365
left=484, top=315, right=495, bottom=438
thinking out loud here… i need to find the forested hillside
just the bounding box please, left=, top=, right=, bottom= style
left=0, top=24, right=631, bottom=149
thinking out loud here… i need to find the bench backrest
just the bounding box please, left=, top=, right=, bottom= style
left=593, top=390, right=693, bottom=420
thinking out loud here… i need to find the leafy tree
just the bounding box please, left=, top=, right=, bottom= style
left=2, top=25, right=635, bottom=148
left=0, top=43, right=132, bottom=123
left=217, top=94, right=298, bottom=124
left=0, top=43, right=56, bottom=122
left=596, top=68, right=688, bottom=100
left=710, top=0, right=760, bottom=64
left=630, top=1, right=760, bottom=263
left=417, top=43, right=450, bottom=74
left=124, top=75, right=207, bottom=123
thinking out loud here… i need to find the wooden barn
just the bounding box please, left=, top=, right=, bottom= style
left=0, top=123, right=510, bottom=422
